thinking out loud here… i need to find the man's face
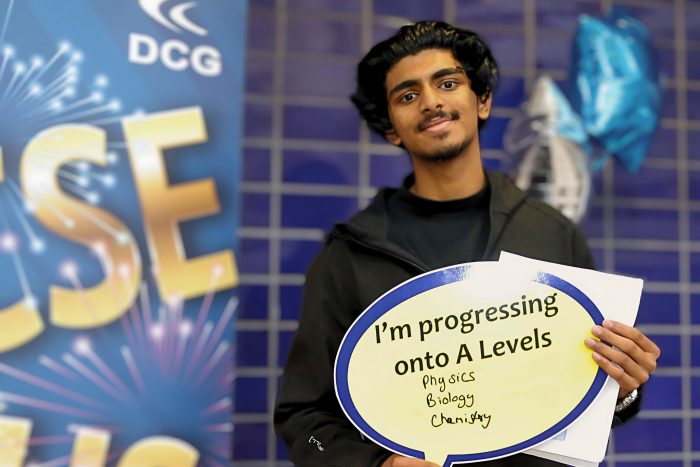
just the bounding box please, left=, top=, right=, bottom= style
left=384, top=48, right=492, bottom=163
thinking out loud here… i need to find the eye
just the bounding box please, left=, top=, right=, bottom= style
left=399, top=92, right=417, bottom=103
left=439, top=80, right=458, bottom=90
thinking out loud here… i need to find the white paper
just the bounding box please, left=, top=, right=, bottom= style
left=498, top=252, right=643, bottom=466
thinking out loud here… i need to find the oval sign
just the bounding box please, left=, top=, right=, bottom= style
left=335, top=262, right=606, bottom=466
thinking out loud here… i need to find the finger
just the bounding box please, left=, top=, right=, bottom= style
left=392, top=456, right=441, bottom=467
left=591, top=350, right=639, bottom=394
left=602, top=320, right=661, bottom=357
left=585, top=337, right=650, bottom=385
left=592, top=325, right=656, bottom=374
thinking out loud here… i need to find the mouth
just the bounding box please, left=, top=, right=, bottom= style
left=418, top=113, right=458, bottom=133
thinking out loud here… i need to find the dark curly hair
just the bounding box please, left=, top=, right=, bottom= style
left=351, top=21, right=499, bottom=138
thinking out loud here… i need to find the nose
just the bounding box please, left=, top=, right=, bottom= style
left=420, top=86, right=443, bottom=112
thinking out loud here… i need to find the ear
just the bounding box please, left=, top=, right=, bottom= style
left=384, top=127, right=402, bottom=147
left=477, top=92, right=493, bottom=120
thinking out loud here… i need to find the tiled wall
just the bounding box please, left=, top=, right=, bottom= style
left=235, top=0, right=700, bottom=465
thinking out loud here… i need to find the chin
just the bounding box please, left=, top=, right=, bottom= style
left=412, top=138, right=470, bottom=164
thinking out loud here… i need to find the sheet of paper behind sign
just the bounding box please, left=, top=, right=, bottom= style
left=498, top=252, right=643, bottom=466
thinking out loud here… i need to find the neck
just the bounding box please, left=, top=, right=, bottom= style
left=409, top=147, right=486, bottom=201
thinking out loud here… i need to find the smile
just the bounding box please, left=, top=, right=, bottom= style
left=421, top=117, right=453, bottom=132
left=418, top=113, right=459, bottom=133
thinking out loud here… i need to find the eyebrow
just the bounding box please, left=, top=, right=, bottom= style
left=388, top=66, right=466, bottom=98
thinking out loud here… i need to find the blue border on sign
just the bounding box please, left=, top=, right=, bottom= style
left=334, top=265, right=607, bottom=465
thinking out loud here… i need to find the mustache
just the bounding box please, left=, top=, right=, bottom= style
left=417, top=111, right=460, bottom=131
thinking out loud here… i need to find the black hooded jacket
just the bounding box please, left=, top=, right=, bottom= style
left=274, top=171, right=641, bottom=467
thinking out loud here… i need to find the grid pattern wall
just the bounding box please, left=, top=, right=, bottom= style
left=234, top=0, right=700, bottom=465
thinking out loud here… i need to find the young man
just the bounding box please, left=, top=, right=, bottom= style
left=274, top=21, right=660, bottom=467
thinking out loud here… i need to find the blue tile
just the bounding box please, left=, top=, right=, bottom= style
left=647, top=127, right=677, bottom=159
left=660, top=89, right=676, bottom=119
left=690, top=131, right=700, bottom=161
left=618, top=463, right=682, bottom=467
left=689, top=91, right=700, bottom=121
left=246, top=57, right=274, bottom=94
left=288, top=0, right=359, bottom=12
left=692, top=376, right=700, bottom=409
left=278, top=330, right=296, bottom=365
left=233, top=423, right=267, bottom=459
left=686, top=172, right=700, bottom=200
left=613, top=418, right=683, bottom=452
left=243, top=148, right=270, bottom=182
left=375, top=0, right=442, bottom=18
left=370, top=130, right=391, bottom=144
left=482, top=157, right=502, bottom=171
left=613, top=208, right=678, bottom=240
left=688, top=8, right=700, bottom=42
left=455, top=0, right=524, bottom=28
left=579, top=205, right=603, bottom=239
left=591, top=171, right=604, bottom=195
left=623, top=5, right=675, bottom=41
left=280, top=239, right=322, bottom=274
left=614, top=250, right=678, bottom=282
left=692, top=295, right=700, bottom=325
left=614, top=166, right=677, bottom=199
left=637, top=292, right=680, bottom=325
left=479, top=116, right=509, bottom=150
left=245, top=102, right=273, bottom=138
left=649, top=334, right=680, bottom=367
left=235, top=377, right=267, bottom=413
left=692, top=253, right=700, bottom=282
left=642, top=376, right=681, bottom=410
left=481, top=33, right=525, bottom=68
left=492, top=77, right=524, bottom=109
left=373, top=24, right=398, bottom=45
left=689, top=211, right=700, bottom=241
left=536, top=35, right=570, bottom=70
left=287, top=17, right=361, bottom=55
left=280, top=285, right=303, bottom=320
left=247, top=9, right=276, bottom=51
left=242, top=193, right=270, bottom=227
left=591, top=248, right=604, bottom=272
left=281, top=195, right=357, bottom=230
left=284, top=58, right=356, bottom=98
left=656, top=46, right=675, bottom=80
left=238, top=239, right=269, bottom=274
left=689, top=50, right=700, bottom=80
left=370, top=154, right=412, bottom=188
left=693, top=336, right=700, bottom=366
left=236, top=331, right=268, bottom=366
left=283, top=149, right=359, bottom=185
left=536, top=0, right=599, bottom=31
left=277, top=434, right=290, bottom=460
left=283, top=106, right=360, bottom=141
left=695, top=419, right=700, bottom=451
left=238, top=285, right=268, bottom=320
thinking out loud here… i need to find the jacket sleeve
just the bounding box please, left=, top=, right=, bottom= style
left=274, top=241, right=392, bottom=467
left=571, top=226, right=643, bottom=425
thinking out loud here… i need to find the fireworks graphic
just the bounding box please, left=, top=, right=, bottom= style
left=0, top=1, right=237, bottom=465
left=0, top=15, right=129, bottom=312
left=0, top=278, right=236, bottom=466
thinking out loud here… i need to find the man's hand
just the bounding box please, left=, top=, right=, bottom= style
left=381, top=454, right=441, bottom=467
left=584, top=319, right=661, bottom=398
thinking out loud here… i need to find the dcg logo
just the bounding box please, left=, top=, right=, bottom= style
left=129, top=33, right=222, bottom=77
left=130, top=0, right=222, bottom=77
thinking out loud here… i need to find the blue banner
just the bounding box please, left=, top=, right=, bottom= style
left=0, top=1, right=245, bottom=465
